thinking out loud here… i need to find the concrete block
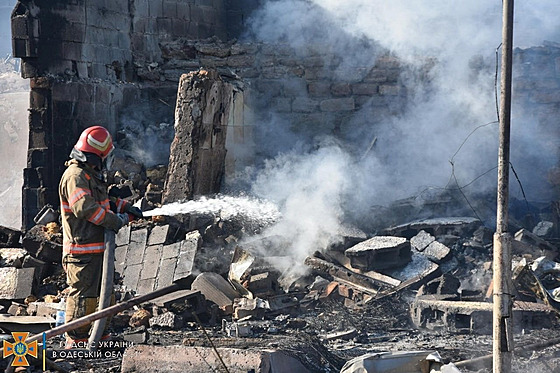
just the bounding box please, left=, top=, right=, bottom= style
left=162, top=242, right=181, bottom=260
left=379, top=84, right=401, bottom=96
left=383, top=217, right=481, bottom=239
left=123, top=328, right=148, bottom=344
left=308, top=82, right=331, bottom=97
left=163, top=0, right=178, bottom=18
left=141, top=245, right=163, bottom=280
left=331, top=83, right=351, bottom=96
left=410, top=230, right=436, bottom=252
left=114, top=245, right=127, bottom=275
left=345, top=236, right=411, bottom=271
left=0, top=226, right=22, bottom=248
left=515, top=228, right=558, bottom=252
left=233, top=298, right=267, bottom=320
left=319, top=97, right=355, bottom=112
left=226, top=54, right=255, bottom=67
left=292, top=97, right=318, bottom=113
left=147, top=225, right=170, bottom=245
left=22, top=255, right=47, bottom=284
left=191, top=272, right=239, bottom=310
left=116, top=225, right=131, bottom=246
left=174, top=231, right=201, bottom=281
left=137, top=278, right=156, bottom=295
left=127, top=228, right=148, bottom=266
left=0, top=268, right=35, bottom=300
left=533, top=221, right=554, bottom=238
left=123, top=264, right=142, bottom=291
left=149, top=0, right=164, bottom=18
left=411, top=298, right=554, bottom=334
left=248, top=272, right=274, bottom=295
left=156, top=258, right=177, bottom=289
left=121, top=345, right=312, bottom=373
left=0, top=248, right=27, bottom=267
left=27, top=302, right=62, bottom=318
left=351, top=83, right=378, bottom=95
left=149, top=311, right=183, bottom=329
left=152, top=290, right=206, bottom=314
left=423, top=241, right=451, bottom=264
left=384, top=250, right=441, bottom=290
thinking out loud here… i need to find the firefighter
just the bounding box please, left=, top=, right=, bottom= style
left=59, top=126, right=143, bottom=348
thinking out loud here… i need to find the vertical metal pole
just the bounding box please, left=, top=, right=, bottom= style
left=494, top=0, right=514, bottom=372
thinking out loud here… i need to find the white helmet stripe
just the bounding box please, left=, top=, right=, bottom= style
left=87, top=133, right=111, bottom=151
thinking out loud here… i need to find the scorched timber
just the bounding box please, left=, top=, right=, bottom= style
left=304, top=256, right=395, bottom=296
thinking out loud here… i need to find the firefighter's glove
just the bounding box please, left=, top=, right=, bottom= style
left=115, top=213, right=129, bottom=232
left=125, top=205, right=143, bottom=219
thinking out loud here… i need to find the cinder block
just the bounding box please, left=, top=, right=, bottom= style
left=114, top=245, right=128, bottom=275
left=292, top=98, right=318, bottom=113
left=0, top=268, right=35, bottom=300
left=116, top=225, right=131, bottom=246
left=345, top=236, right=411, bottom=271
left=148, top=0, right=163, bottom=18
left=163, top=0, right=177, bottom=18
left=152, top=289, right=205, bottom=314
left=127, top=229, right=148, bottom=266
left=121, top=345, right=312, bottom=373
left=191, top=272, right=239, bottom=310
left=177, top=2, right=190, bottom=19
left=379, top=84, right=401, bottom=96
left=149, top=311, right=183, bottom=329
left=410, top=230, right=435, bottom=252
left=161, top=242, right=181, bottom=260
left=319, top=97, right=355, bottom=112
left=137, top=278, right=155, bottom=295
left=173, top=231, right=201, bottom=281
left=308, top=82, right=331, bottom=97
left=141, top=245, right=163, bottom=280
left=156, top=258, right=177, bottom=289
left=123, top=264, right=142, bottom=291
left=423, top=241, right=451, bottom=264
left=351, top=83, right=378, bottom=95
left=147, top=225, right=170, bottom=246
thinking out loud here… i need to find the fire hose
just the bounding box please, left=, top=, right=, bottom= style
left=88, top=229, right=115, bottom=350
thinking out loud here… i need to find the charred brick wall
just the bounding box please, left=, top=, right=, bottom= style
left=12, top=0, right=233, bottom=229
left=514, top=45, right=560, bottom=140
left=10, top=0, right=560, bottom=229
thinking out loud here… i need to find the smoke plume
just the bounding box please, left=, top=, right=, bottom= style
left=236, top=0, right=560, bottom=267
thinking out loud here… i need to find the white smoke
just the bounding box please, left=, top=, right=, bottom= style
left=237, top=0, right=560, bottom=265
left=251, top=141, right=351, bottom=264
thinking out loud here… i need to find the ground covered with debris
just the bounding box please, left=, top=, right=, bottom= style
left=3, top=176, right=560, bottom=372
left=2, top=70, right=560, bottom=372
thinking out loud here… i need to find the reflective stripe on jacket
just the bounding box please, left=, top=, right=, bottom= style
left=59, top=160, right=129, bottom=256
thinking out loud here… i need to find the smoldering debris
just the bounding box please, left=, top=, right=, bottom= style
left=4, top=175, right=560, bottom=372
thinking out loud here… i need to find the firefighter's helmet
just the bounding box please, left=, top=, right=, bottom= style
left=74, top=126, right=114, bottom=159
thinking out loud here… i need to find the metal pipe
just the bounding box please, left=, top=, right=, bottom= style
left=88, top=229, right=115, bottom=350
left=0, top=275, right=195, bottom=350
left=494, top=0, right=514, bottom=372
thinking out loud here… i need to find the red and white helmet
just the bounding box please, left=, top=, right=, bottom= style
left=74, top=126, right=114, bottom=159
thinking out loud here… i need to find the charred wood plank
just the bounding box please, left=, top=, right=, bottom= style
left=304, top=256, right=395, bottom=295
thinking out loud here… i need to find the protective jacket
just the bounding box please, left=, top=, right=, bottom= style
left=59, top=160, right=129, bottom=256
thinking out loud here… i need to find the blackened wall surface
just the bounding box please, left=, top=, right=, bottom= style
left=11, top=0, right=560, bottom=229
left=12, top=0, right=230, bottom=81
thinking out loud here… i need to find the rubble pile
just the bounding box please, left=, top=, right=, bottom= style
left=3, top=173, right=560, bottom=373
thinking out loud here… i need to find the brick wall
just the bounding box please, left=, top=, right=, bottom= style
left=514, top=45, right=560, bottom=140
left=10, top=0, right=560, bottom=228
left=13, top=0, right=229, bottom=80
